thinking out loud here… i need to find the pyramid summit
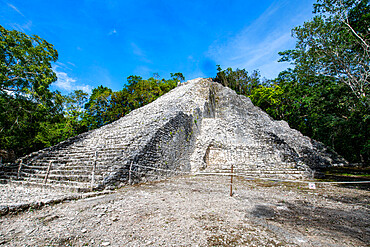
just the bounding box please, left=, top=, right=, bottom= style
left=2, top=78, right=347, bottom=190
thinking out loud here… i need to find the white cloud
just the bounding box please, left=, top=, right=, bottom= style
left=133, top=65, right=152, bottom=78
left=230, top=32, right=294, bottom=78
left=10, top=20, right=32, bottom=32
left=53, top=66, right=92, bottom=94
left=207, top=0, right=313, bottom=79
left=131, top=42, right=143, bottom=56
left=55, top=61, right=75, bottom=71
left=7, top=2, right=24, bottom=16
left=108, top=29, right=117, bottom=35
left=131, top=42, right=152, bottom=63
left=6, top=2, right=33, bottom=32
left=67, top=61, right=76, bottom=67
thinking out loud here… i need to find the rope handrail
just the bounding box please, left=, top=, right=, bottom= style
left=196, top=171, right=370, bottom=184
left=131, top=163, right=191, bottom=174
left=129, top=163, right=370, bottom=184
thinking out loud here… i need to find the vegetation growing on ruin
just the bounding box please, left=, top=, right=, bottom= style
left=0, top=0, right=368, bottom=164
left=0, top=26, right=183, bottom=161
left=214, top=0, right=369, bottom=164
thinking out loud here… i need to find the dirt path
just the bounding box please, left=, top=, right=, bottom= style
left=0, top=175, right=369, bottom=246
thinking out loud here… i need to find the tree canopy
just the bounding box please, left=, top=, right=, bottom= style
left=0, top=25, right=184, bottom=162
left=1, top=0, right=368, bottom=166
left=0, top=25, right=60, bottom=160
left=248, top=0, right=369, bottom=163
left=279, top=0, right=369, bottom=106
left=0, top=25, right=58, bottom=100
left=214, top=65, right=263, bottom=95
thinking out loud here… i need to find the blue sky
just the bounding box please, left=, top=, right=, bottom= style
left=1, top=0, right=315, bottom=94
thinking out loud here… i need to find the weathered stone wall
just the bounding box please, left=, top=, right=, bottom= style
left=2, top=78, right=347, bottom=190
left=1, top=79, right=211, bottom=189
left=102, top=111, right=199, bottom=187
left=189, top=80, right=347, bottom=178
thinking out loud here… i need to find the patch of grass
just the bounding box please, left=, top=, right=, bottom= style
left=316, top=166, right=370, bottom=191
left=321, top=166, right=370, bottom=178
left=331, top=173, right=370, bottom=177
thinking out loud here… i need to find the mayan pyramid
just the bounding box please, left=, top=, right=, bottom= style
left=1, top=78, right=347, bottom=191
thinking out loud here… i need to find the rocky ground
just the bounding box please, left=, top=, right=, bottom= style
left=0, top=184, right=80, bottom=205
left=0, top=175, right=369, bottom=246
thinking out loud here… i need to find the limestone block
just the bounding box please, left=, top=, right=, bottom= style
left=2, top=78, right=347, bottom=190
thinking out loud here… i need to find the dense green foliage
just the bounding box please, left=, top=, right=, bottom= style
left=279, top=0, right=369, bottom=105
left=214, top=0, right=369, bottom=163
left=1, top=0, right=368, bottom=164
left=276, top=0, right=369, bottom=163
left=83, top=74, right=180, bottom=130
left=29, top=74, right=180, bottom=154
left=214, top=65, right=262, bottom=95
left=34, top=90, right=88, bottom=147
left=0, top=25, right=181, bottom=161
left=0, top=25, right=61, bottom=159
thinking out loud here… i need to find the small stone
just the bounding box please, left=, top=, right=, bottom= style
left=81, top=228, right=87, bottom=233
left=0, top=206, right=9, bottom=216
left=101, top=241, right=110, bottom=246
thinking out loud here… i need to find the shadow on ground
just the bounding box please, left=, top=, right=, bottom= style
left=251, top=199, right=370, bottom=245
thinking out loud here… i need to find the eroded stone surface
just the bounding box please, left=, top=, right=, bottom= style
left=1, top=176, right=368, bottom=246
left=1, top=78, right=347, bottom=190
left=190, top=81, right=346, bottom=179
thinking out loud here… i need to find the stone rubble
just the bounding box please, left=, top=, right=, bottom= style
left=0, top=183, right=112, bottom=216
left=0, top=175, right=368, bottom=246
left=0, top=78, right=347, bottom=191
left=0, top=183, right=79, bottom=205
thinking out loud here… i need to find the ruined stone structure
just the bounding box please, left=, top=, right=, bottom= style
left=0, top=78, right=346, bottom=191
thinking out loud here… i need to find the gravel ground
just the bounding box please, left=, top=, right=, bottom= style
left=0, top=184, right=80, bottom=205
left=0, top=175, right=369, bottom=246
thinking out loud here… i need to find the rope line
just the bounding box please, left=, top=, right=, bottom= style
left=196, top=172, right=370, bottom=184
left=131, top=163, right=191, bottom=174
left=128, top=164, right=370, bottom=185
left=16, top=159, right=369, bottom=185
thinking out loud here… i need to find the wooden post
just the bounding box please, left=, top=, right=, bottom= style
left=128, top=161, right=133, bottom=184
left=43, top=161, right=52, bottom=184
left=17, top=160, right=23, bottom=179
left=91, top=151, right=97, bottom=188
left=230, top=164, right=233, bottom=197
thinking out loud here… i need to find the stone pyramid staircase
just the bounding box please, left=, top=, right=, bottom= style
left=202, top=163, right=308, bottom=179
left=0, top=80, right=205, bottom=190
left=1, top=121, right=139, bottom=191
left=1, top=78, right=346, bottom=191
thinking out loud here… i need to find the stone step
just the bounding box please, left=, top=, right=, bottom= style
left=22, top=176, right=93, bottom=187
left=0, top=178, right=9, bottom=184
left=28, top=154, right=124, bottom=163
left=26, top=173, right=97, bottom=181
left=49, top=169, right=96, bottom=175
left=7, top=180, right=93, bottom=192
left=234, top=169, right=304, bottom=174
left=0, top=170, right=18, bottom=176
left=202, top=167, right=307, bottom=176
left=19, top=169, right=105, bottom=179
left=21, top=165, right=49, bottom=170
left=219, top=170, right=305, bottom=175
left=26, top=161, right=93, bottom=167
left=0, top=173, right=18, bottom=181
left=34, top=158, right=93, bottom=163
left=212, top=167, right=305, bottom=172
left=198, top=171, right=305, bottom=179
left=47, top=173, right=103, bottom=181
left=20, top=165, right=111, bottom=175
